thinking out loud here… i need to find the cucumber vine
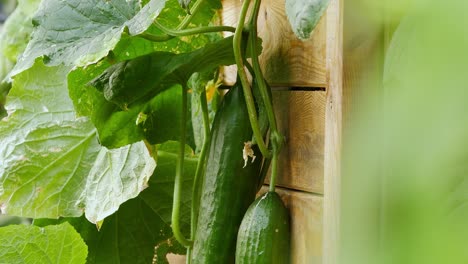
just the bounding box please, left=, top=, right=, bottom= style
left=167, top=0, right=284, bottom=257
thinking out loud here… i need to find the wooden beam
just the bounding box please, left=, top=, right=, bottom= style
left=322, top=0, right=343, bottom=264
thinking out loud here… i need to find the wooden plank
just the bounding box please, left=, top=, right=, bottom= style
left=167, top=254, right=185, bottom=264
left=265, top=90, right=326, bottom=194
left=322, top=0, right=343, bottom=264
left=221, top=0, right=328, bottom=87
left=259, top=186, right=323, bottom=264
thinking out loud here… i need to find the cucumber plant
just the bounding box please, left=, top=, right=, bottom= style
left=0, top=0, right=328, bottom=263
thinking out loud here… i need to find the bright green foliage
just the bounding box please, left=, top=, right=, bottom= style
left=68, top=36, right=258, bottom=148
left=34, top=141, right=197, bottom=264
left=11, top=0, right=166, bottom=76
left=0, top=222, right=87, bottom=264
left=0, top=0, right=258, bottom=261
left=89, top=37, right=238, bottom=107
left=285, top=0, right=330, bottom=40
left=0, top=62, right=155, bottom=223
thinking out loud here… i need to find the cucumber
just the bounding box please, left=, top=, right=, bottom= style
left=236, top=191, right=290, bottom=264
left=191, top=82, right=263, bottom=263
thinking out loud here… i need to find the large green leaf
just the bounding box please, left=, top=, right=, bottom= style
left=0, top=62, right=156, bottom=223
left=89, top=36, right=239, bottom=107
left=285, top=0, right=330, bottom=40
left=34, top=141, right=197, bottom=264
left=0, top=222, right=87, bottom=264
left=68, top=36, right=254, bottom=148
left=10, top=0, right=166, bottom=76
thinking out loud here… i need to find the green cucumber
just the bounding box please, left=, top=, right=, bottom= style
left=236, top=191, right=290, bottom=264
left=191, top=81, right=263, bottom=264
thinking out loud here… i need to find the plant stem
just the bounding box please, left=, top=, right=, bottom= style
left=172, top=85, right=193, bottom=248
left=233, top=0, right=271, bottom=159
left=258, top=155, right=271, bottom=190
left=155, top=21, right=236, bottom=36
left=189, top=89, right=212, bottom=259
left=269, top=151, right=279, bottom=192
left=139, top=33, right=173, bottom=42
left=249, top=0, right=283, bottom=192
left=249, top=4, right=278, bottom=133
left=140, top=0, right=207, bottom=42
left=191, top=90, right=211, bottom=232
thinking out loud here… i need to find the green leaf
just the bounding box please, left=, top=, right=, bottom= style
left=148, top=0, right=222, bottom=51
left=112, top=0, right=222, bottom=61
left=140, top=141, right=197, bottom=235
left=189, top=71, right=218, bottom=153
left=89, top=36, right=239, bottom=107
left=34, top=141, right=197, bottom=264
left=0, top=62, right=156, bottom=223
left=69, top=36, right=255, bottom=148
left=0, top=222, right=87, bottom=264
left=10, top=0, right=166, bottom=76
left=285, top=0, right=330, bottom=40
left=141, top=85, right=184, bottom=145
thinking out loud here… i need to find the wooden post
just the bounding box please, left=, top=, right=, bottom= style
left=323, top=1, right=343, bottom=264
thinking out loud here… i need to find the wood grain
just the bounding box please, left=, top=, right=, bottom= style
left=265, top=90, right=326, bottom=194
left=322, top=0, right=343, bottom=264
left=259, top=186, right=323, bottom=264
left=167, top=254, right=185, bottom=264
left=221, top=0, right=328, bottom=87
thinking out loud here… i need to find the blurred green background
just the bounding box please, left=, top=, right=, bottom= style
left=342, top=0, right=468, bottom=263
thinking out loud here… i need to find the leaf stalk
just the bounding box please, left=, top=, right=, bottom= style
left=171, top=85, right=193, bottom=248
left=233, top=0, right=271, bottom=159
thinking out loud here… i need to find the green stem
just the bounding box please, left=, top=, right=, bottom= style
left=139, top=33, right=173, bottom=42
left=249, top=9, right=278, bottom=133
left=155, top=21, right=236, bottom=36
left=269, top=151, right=279, bottom=192
left=249, top=0, right=283, bottom=192
left=187, top=89, right=211, bottom=263
left=190, top=90, right=211, bottom=238
left=233, top=0, right=271, bottom=159
left=172, top=85, right=193, bottom=248
left=258, top=155, right=271, bottom=190
left=140, top=0, right=206, bottom=42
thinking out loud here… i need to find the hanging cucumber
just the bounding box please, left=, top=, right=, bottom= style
left=191, top=81, right=263, bottom=264
left=235, top=2, right=290, bottom=261
left=235, top=191, right=290, bottom=264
